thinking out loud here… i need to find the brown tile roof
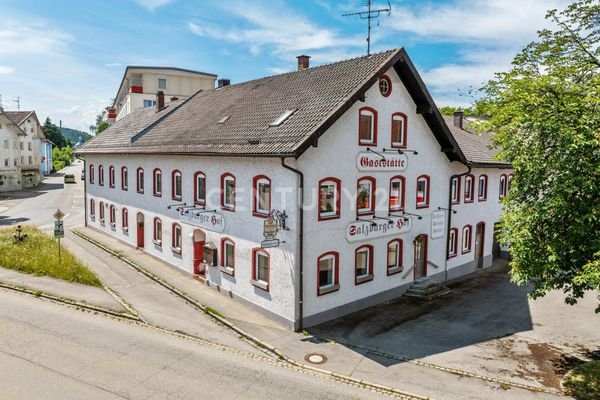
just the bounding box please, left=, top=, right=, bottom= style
left=4, top=111, right=33, bottom=126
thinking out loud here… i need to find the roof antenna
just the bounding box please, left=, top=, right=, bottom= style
left=13, top=96, right=21, bottom=111
left=343, top=0, right=392, bottom=56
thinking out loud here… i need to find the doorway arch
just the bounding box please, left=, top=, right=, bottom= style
left=192, top=229, right=206, bottom=275
left=136, top=212, right=145, bottom=248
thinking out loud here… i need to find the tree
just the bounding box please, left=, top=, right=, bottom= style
left=94, top=110, right=109, bottom=135
left=477, top=0, right=600, bottom=311
left=42, top=117, right=71, bottom=149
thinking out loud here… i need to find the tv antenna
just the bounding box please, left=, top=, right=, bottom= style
left=343, top=0, right=392, bottom=56
left=13, top=96, right=21, bottom=111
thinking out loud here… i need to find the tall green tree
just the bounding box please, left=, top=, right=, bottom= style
left=42, top=117, right=71, bottom=149
left=477, top=0, right=600, bottom=311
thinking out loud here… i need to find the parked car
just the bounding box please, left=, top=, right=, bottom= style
left=64, top=174, right=76, bottom=183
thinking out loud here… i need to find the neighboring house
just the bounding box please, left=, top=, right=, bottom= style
left=0, top=110, right=26, bottom=192
left=41, top=139, right=54, bottom=176
left=78, top=49, right=512, bottom=330
left=3, top=111, right=45, bottom=187
left=107, top=66, right=218, bottom=122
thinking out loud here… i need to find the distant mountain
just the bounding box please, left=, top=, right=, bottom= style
left=60, top=127, right=93, bottom=146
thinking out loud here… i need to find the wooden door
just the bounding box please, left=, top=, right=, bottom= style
left=475, top=222, right=485, bottom=268
left=414, top=235, right=427, bottom=278
left=193, top=229, right=205, bottom=275
left=136, top=213, right=144, bottom=248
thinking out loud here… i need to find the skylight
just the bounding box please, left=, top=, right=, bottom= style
left=269, top=109, right=297, bottom=127
left=217, top=115, right=230, bottom=124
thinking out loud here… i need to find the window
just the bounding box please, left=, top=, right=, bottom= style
left=355, top=245, right=374, bottom=284
left=98, top=165, right=104, bottom=186
left=448, top=228, right=458, bottom=258
left=462, top=225, right=472, bottom=253
left=28, top=156, right=32, bottom=165
left=153, top=218, right=162, bottom=245
left=4, top=159, right=7, bottom=167
left=221, top=173, right=235, bottom=211
left=153, top=168, right=162, bottom=196
left=121, top=167, right=128, bottom=190
left=317, top=252, right=339, bottom=295
left=158, top=78, right=167, bottom=89
left=318, top=178, right=341, bottom=220
left=28, top=142, right=32, bottom=151
left=450, top=176, right=460, bottom=204
left=19, top=142, right=23, bottom=150
left=143, top=100, right=156, bottom=108
left=389, top=176, right=405, bottom=212
left=379, top=75, right=392, bottom=97
left=464, top=174, right=475, bottom=203
left=508, top=174, right=514, bottom=192
left=357, top=177, right=375, bottom=215
left=99, top=201, right=105, bottom=222
left=3, top=140, right=8, bottom=149
left=253, top=175, right=271, bottom=217
left=90, top=199, right=95, bottom=219
left=269, top=109, right=297, bottom=127
left=194, top=172, right=206, bottom=205
left=358, top=107, right=377, bottom=145
left=89, top=164, right=95, bottom=184
left=387, top=239, right=403, bottom=275
left=416, top=175, right=430, bottom=208
left=172, top=170, right=182, bottom=200
left=172, top=223, right=182, bottom=254
left=109, top=166, right=115, bottom=188
left=251, top=249, right=270, bottom=291
left=478, top=175, right=488, bottom=201
left=391, top=112, right=407, bottom=148
left=122, top=208, right=129, bottom=230
left=109, top=205, right=116, bottom=226
left=221, top=238, right=235, bottom=275
left=499, top=174, right=507, bottom=199
left=137, top=168, right=144, bottom=193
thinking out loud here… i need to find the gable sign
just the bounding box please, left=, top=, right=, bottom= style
left=180, top=210, right=226, bottom=233
left=345, top=216, right=412, bottom=243
left=356, top=152, right=408, bottom=172
left=431, top=210, right=446, bottom=239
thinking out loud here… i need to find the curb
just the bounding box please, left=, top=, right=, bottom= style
left=71, top=227, right=432, bottom=400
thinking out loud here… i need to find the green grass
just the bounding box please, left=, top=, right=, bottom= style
left=563, top=360, right=600, bottom=400
left=205, top=306, right=225, bottom=319
left=0, top=226, right=102, bottom=287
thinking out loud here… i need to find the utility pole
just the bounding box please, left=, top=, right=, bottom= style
left=343, top=0, right=392, bottom=55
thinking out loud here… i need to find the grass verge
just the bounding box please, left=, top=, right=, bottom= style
left=563, top=360, right=600, bottom=400
left=0, top=226, right=102, bottom=287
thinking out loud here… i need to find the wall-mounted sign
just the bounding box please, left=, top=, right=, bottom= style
left=431, top=210, right=446, bottom=239
left=356, top=152, right=408, bottom=172
left=263, top=215, right=279, bottom=239
left=180, top=210, right=225, bottom=233
left=261, top=239, right=280, bottom=248
left=345, top=216, right=412, bottom=243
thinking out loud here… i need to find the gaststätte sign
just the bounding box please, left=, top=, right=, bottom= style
left=345, top=215, right=412, bottom=243
left=431, top=210, right=446, bottom=239
left=180, top=210, right=226, bottom=233
left=356, top=151, right=408, bottom=172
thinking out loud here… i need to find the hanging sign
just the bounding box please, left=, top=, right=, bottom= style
left=356, top=152, right=408, bottom=172
left=180, top=210, right=225, bottom=233
left=431, top=210, right=446, bottom=239
left=261, top=238, right=280, bottom=248
left=345, top=216, right=412, bottom=243
left=263, top=215, right=279, bottom=239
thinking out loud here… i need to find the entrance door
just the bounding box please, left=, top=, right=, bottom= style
left=475, top=222, right=485, bottom=268
left=413, top=234, right=427, bottom=278
left=192, top=229, right=206, bottom=275
left=492, top=223, right=501, bottom=260
left=136, top=213, right=144, bottom=248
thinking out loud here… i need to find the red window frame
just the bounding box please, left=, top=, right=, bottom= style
left=89, top=198, right=95, bottom=218
left=478, top=174, right=488, bottom=201
left=220, top=237, right=235, bottom=276
left=251, top=248, right=270, bottom=292
left=153, top=168, right=162, bottom=197
left=451, top=176, right=461, bottom=205
left=389, top=175, right=405, bottom=212
left=252, top=175, right=272, bottom=218
left=379, top=75, right=392, bottom=97
left=499, top=174, right=507, bottom=199
left=108, top=165, right=115, bottom=188
left=109, top=204, right=116, bottom=225
left=89, top=164, right=94, bottom=184
left=464, top=174, right=475, bottom=203
left=122, top=208, right=128, bottom=229
left=136, top=167, right=144, bottom=193
left=355, top=244, right=374, bottom=285
left=356, top=176, right=376, bottom=216
left=171, top=170, right=182, bottom=200
left=171, top=223, right=182, bottom=254
left=317, top=251, right=340, bottom=296
left=416, top=174, right=430, bottom=209
left=194, top=171, right=206, bottom=205
left=318, top=177, right=341, bottom=221
left=508, top=174, right=514, bottom=192
left=153, top=217, right=162, bottom=245
left=220, top=173, right=236, bottom=211
left=121, top=167, right=128, bottom=191
left=448, top=227, right=458, bottom=258
left=98, top=165, right=104, bottom=186
left=387, top=239, right=403, bottom=276
left=390, top=112, right=408, bottom=149
left=462, top=225, right=473, bottom=254
left=358, top=106, right=378, bottom=146
left=99, top=201, right=105, bottom=222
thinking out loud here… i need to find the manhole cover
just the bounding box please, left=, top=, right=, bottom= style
left=304, top=353, right=328, bottom=364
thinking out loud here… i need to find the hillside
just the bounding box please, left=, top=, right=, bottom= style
left=60, top=127, right=93, bottom=146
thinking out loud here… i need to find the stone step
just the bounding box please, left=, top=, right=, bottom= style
left=404, top=277, right=451, bottom=300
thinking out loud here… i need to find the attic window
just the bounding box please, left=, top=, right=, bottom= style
left=269, top=109, right=296, bottom=127
left=217, top=116, right=230, bottom=124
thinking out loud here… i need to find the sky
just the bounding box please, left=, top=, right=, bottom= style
left=0, top=0, right=570, bottom=133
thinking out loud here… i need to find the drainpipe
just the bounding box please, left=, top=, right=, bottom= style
left=281, top=158, right=304, bottom=331
left=445, top=162, right=471, bottom=282
left=83, top=158, right=88, bottom=227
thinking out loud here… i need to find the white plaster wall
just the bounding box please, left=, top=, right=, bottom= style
left=0, top=116, right=23, bottom=191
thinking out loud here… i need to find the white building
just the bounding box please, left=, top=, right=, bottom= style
left=79, top=49, right=512, bottom=330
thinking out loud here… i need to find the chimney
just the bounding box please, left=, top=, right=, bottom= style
left=296, top=55, right=311, bottom=71
left=217, top=79, right=230, bottom=88
left=453, top=111, right=464, bottom=129
left=156, top=91, right=164, bottom=111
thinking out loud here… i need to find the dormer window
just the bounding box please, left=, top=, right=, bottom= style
left=358, top=107, right=377, bottom=146
left=269, top=109, right=296, bottom=127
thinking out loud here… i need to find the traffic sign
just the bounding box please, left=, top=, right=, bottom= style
left=53, top=209, right=65, bottom=220
left=54, top=220, right=64, bottom=238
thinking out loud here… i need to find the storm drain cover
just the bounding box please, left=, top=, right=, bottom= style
left=304, top=353, right=328, bottom=364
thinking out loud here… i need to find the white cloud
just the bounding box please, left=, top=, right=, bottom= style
left=105, top=63, right=123, bottom=67
left=0, top=22, right=72, bottom=55
left=133, top=0, right=174, bottom=11
left=0, top=66, right=15, bottom=74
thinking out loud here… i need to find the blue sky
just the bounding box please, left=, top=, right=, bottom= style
left=0, top=0, right=569, bottom=132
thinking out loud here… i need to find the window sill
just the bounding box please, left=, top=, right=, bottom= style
left=448, top=253, right=457, bottom=259
left=318, top=284, right=340, bottom=296
left=356, top=274, right=374, bottom=285
left=357, top=211, right=375, bottom=216
left=219, top=266, right=235, bottom=276
left=110, top=222, right=116, bottom=228
left=171, top=246, right=182, bottom=255
left=99, top=219, right=105, bottom=225
left=478, top=198, right=487, bottom=202
left=153, top=239, right=162, bottom=247
left=172, top=196, right=182, bottom=201
left=387, top=266, right=403, bottom=276
left=358, top=141, right=376, bottom=147
left=462, top=249, right=471, bottom=254
left=318, top=214, right=339, bottom=221
left=389, top=207, right=404, bottom=213
left=122, top=227, right=129, bottom=233
left=122, top=187, right=128, bottom=191
left=194, top=201, right=206, bottom=206
left=153, top=193, right=162, bottom=197
left=253, top=211, right=269, bottom=219
left=221, top=206, right=235, bottom=212
left=137, top=190, right=144, bottom=194
left=109, top=185, right=115, bottom=189
left=415, top=204, right=429, bottom=209
left=251, top=279, right=269, bottom=291
left=390, top=143, right=407, bottom=149
left=464, top=199, right=474, bottom=204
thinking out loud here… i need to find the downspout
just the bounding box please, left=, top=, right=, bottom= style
left=445, top=161, right=471, bottom=282
left=83, top=158, right=88, bottom=227
left=281, top=157, right=304, bottom=331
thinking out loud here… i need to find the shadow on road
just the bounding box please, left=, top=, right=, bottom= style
left=0, top=216, right=30, bottom=226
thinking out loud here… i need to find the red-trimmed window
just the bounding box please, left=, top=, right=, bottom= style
left=137, top=168, right=144, bottom=193
left=499, top=174, right=507, bottom=199
left=450, top=176, right=460, bottom=204
left=478, top=175, right=488, bottom=201
left=99, top=201, right=105, bottom=222
left=171, top=223, right=182, bottom=254
left=379, top=75, right=392, bottom=97
left=464, top=174, right=475, bottom=203
left=98, top=165, right=104, bottom=186
left=317, top=252, right=339, bottom=295
left=358, top=107, right=377, bottom=146
left=389, top=175, right=405, bottom=212
left=508, top=174, right=514, bottom=192
left=90, top=199, right=95, bottom=219
left=355, top=245, right=374, bottom=284
left=172, top=170, right=182, bottom=200
left=89, top=164, right=95, bottom=184
left=109, top=204, right=116, bottom=226
left=109, top=166, right=115, bottom=188
left=319, top=178, right=341, bottom=220
left=122, top=208, right=129, bottom=230
left=221, top=173, right=235, bottom=211
left=253, top=175, right=271, bottom=217
left=121, top=167, right=128, bottom=191
left=448, top=228, right=458, bottom=258
left=416, top=175, right=430, bottom=208
left=221, top=238, right=235, bottom=275
left=153, top=217, right=162, bottom=245
left=462, top=225, right=472, bottom=253
left=194, top=172, right=206, bottom=205
left=391, top=112, right=407, bottom=148
left=357, top=177, right=376, bottom=216
left=153, top=168, right=162, bottom=197
left=387, top=239, right=403, bottom=275
left=251, top=248, right=270, bottom=291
